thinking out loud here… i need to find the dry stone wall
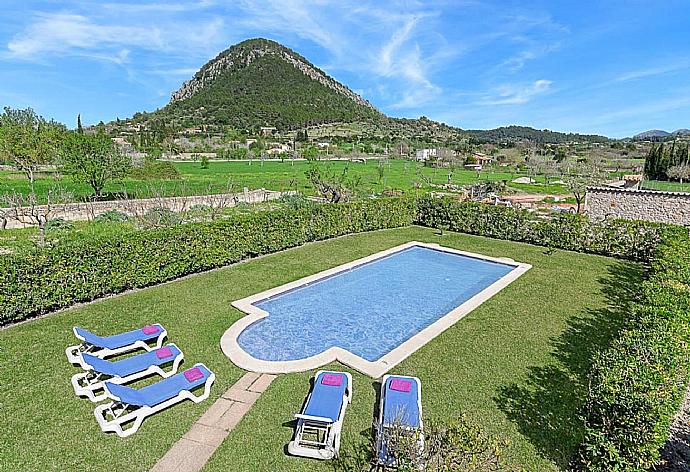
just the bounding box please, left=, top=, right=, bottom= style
left=2, top=189, right=285, bottom=229
left=585, top=187, right=690, bottom=225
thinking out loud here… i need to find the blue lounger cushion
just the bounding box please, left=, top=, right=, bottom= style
left=104, top=364, right=212, bottom=407
left=82, top=345, right=182, bottom=377
left=303, top=371, right=348, bottom=422
left=383, top=376, right=421, bottom=428
left=74, top=324, right=165, bottom=350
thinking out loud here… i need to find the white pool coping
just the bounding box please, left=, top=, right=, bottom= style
left=220, top=241, right=532, bottom=379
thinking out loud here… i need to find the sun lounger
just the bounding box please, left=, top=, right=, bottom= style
left=94, top=363, right=215, bottom=437
left=287, top=370, right=353, bottom=460
left=66, top=324, right=167, bottom=369
left=72, top=344, right=184, bottom=402
left=376, top=375, right=424, bottom=467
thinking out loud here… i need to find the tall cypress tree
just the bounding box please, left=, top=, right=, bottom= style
left=77, top=114, right=83, bottom=134
left=644, top=144, right=658, bottom=179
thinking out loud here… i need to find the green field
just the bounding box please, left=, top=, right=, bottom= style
left=0, top=159, right=570, bottom=205
left=0, top=227, right=638, bottom=471
left=641, top=179, right=690, bottom=192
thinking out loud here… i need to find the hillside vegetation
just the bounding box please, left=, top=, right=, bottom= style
left=133, top=39, right=382, bottom=131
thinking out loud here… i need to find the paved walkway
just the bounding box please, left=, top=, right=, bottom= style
left=151, top=371, right=276, bottom=472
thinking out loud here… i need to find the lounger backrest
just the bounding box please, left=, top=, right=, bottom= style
left=74, top=325, right=164, bottom=350
left=302, top=372, right=348, bottom=422
left=82, top=344, right=182, bottom=377
left=383, top=376, right=420, bottom=428
left=105, top=363, right=212, bottom=407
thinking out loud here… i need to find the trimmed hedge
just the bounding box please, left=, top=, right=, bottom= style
left=577, top=231, right=690, bottom=471
left=415, top=196, right=675, bottom=261
left=0, top=198, right=415, bottom=324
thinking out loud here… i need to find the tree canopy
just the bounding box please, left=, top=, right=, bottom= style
left=59, top=131, right=131, bottom=196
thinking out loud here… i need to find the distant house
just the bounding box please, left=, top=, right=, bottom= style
left=415, top=149, right=438, bottom=161
left=472, top=152, right=494, bottom=165
left=260, top=127, right=277, bottom=136
left=267, top=143, right=291, bottom=154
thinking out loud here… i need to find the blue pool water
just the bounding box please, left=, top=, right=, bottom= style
left=237, top=246, right=516, bottom=362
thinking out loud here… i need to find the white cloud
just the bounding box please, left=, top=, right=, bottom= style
left=615, top=60, right=690, bottom=82
left=482, top=79, right=552, bottom=105
left=5, top=12, right=225, bottom=61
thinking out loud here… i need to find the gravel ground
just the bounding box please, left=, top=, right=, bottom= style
left=654, top=384, right=690, bottom=471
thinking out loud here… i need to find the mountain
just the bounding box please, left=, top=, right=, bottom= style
left=634, top=129, right=672, bottom=139
left=135, top=38, right=382, bottom=130
left=123, top=38, right=610, bottom=143
left=672, top=129, right=690, bottom=136
left=466, top=125, right=609, bottom=143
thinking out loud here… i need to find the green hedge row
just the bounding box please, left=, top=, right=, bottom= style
left=0, top=198, right=416, bottom=324
left=415, top=196, right=675, bottom=261
left=577, top=231, right=690, bottom=471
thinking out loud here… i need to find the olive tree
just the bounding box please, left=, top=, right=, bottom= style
left=59, top=131, right=131, bottom=197
left=667, top=163, right=690, bottom=184
left=560, top=162, right=607, bottom=213
left=0, top=107, right=65, bottom=183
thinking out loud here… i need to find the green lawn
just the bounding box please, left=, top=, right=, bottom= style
left=0, top=160, right=570, bottom=205
left=0, top=227, right=639, bottom=471
left=641, top=179, right=690, bottom=193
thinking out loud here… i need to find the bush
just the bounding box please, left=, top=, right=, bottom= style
left=44, top=218, right=74, bottom=232
left=128, top=159, right=180, bottom=180
left=138, top=207, right=181, bottom=228
left=577, top=230, right=690, bottom=471
left=0, top=198, right=416, bottom=324
left=94, top=210, right=129, bottom=223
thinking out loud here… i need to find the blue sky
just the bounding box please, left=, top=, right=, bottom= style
left=0, top=0, right=688, bottom=138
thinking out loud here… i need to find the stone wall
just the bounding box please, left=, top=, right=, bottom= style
left=1, top=188, right=287, bottom=229
left=585, top=186, right=690, bottom=225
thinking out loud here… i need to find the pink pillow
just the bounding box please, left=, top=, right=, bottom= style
left=184, top=367, right=204, bottom=382
left=156, top=347, right=173, bottom=359
left=390, top=378, right=412, bottom=393
left=321, top=373, right=343, bottom=386
left=142, top=325, right=160, bottom=335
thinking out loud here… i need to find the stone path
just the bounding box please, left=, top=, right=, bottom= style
left=151, top=371, right=276, bottom=472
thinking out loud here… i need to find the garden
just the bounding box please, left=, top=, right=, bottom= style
left=1, top=197, right=689, bottom=471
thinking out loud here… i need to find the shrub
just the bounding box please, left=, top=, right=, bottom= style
left=577, top=230, right=690, bottom=471
left=94, top=210, right=129, bottom=223
left=138, top=207, right=181, bottom=228
left=0, top=198, right=416, bottom=324
left=44, top=218, right=74, bottom=232
left=128, top=159, right=180, bottom=180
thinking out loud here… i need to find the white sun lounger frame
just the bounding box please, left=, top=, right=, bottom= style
left=72, top=344, right=184, bottom=402
left=93, top=363, right=215, bottom=438
left=66, top=326, right=168, bottom=369
left=287, top=370, right=353, bottom=460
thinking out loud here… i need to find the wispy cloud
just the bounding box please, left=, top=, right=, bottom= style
left=481, top=79, right=553, bottom=105
left=615, top=59, right=690, bottom=82
left=4, top=12, right=225, bottom=61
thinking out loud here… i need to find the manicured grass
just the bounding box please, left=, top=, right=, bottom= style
left=0, top=227, right=639, bottom=471
left=0, top=159, right=569, bottom=205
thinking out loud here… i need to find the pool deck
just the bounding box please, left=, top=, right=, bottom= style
left=220, top=241, right=531, bottom=378
left=151, top=371, right=276, bottom=472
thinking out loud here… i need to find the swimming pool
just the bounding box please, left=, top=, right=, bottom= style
left=221, top=242, right=531, bottom=377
